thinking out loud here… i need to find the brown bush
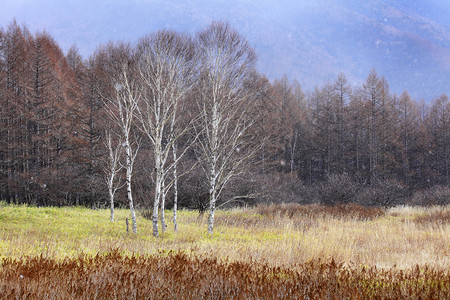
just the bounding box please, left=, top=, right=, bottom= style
left=255, top=203, right=385, bottom=221
left=356, top=179, right=408, bottom=207
left=411, top=186, right=450, bottom=206
left=214, top=213, right=266, bottom=228
left=0, top=251, right=447, bottom=299
left=256, top=173, right=319, bottom=204
left=319, top=173, right=360, bottom=205
left=414, top=210, right=450, bottom=227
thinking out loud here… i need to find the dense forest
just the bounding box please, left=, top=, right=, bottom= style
left=0, top=20, right=448, bottom=219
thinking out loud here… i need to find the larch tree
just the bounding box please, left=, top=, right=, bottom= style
left=0, top=21, right=78, bottom=205
left=72, top=55, right=107, bottom=206
left=347, top=88, right=366, bottom=178
left=292, top=80, right=314, bottom=183
left=409, top=98, right=432, bottom=187
left=1, top=21, right=32, bottom=202
left=28, top=32, right=72, bottom=199
left=196, top=22, right=258, bottom=234
left=362, top=68, right=388, bottom=183
left=310, top=82, right=337, bottom=178
left=397, top=91, right=416, bottom=182
left=426, top=94, right=449, bottom=185
left=66, top=45, right=101, bottom=206
left=376, top=77, right=394, bottom=179
left=136, top=30, right=197, bottom=237
left=251, top=74, right=273, bottom=175
left=271, top=76, right=302, bottom=175
left=333, top=73, right=351, bottom=172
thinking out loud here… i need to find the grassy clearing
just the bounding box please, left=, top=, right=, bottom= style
left=0, top=203, right=448, bottom=268
left=0, top=203, right=448, bottom=298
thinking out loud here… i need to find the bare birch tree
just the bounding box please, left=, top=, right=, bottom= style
left=196, top=22, right=258, bottom=234
left=103, top=130, right=123, bottom=222
left=99, top=43, right=141, bottom=233
left=136, top=31, right=197, bottom=237
left=112, top=75, right=140, bottom=234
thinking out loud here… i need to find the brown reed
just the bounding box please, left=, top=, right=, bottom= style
left=0, top=250, right=447, bottom=299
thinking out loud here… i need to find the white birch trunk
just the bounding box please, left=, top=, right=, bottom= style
left=107, top=160, right=116, bottom=222
left=125, top=139, right=137, bottom=234
left=152, top=153, right=162, bottom=237
left=207, top=168, right=217, bottom=234
left=109, top=187, right=115, bottom=222
left=160, top=175, right=166, bottom=234
left=104, top=131, right=122, bottom=223
left=152, top=186, right=160, bottom=237
left=172, top=142, right=178, bottom=232
left=207, top=103, right=219, bottom=235
left=290, top=132, right=297, bottom=176
left=117, top=92, right=138, bottom=234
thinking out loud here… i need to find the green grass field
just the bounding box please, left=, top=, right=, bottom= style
left=0, top=202, right=448, bottom=298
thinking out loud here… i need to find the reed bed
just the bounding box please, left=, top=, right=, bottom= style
left=1, top=250, right=448, bottom=299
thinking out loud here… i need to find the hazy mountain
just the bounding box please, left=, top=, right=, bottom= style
left=1, top=0, right=449, bottom=100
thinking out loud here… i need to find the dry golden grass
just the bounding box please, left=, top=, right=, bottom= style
left=194, top=203, right=449, bottom=270
left=0, top=203, right=448, bottom=270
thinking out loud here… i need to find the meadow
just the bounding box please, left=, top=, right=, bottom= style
left=0, top=202, right=448, bottom=299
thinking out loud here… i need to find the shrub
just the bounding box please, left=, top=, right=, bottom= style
left=356, top=179, right=408, bottom=207
left=319, top=173, right=359, bottom=205
left=411, top=185, right=450, bottom=206
left=414, top=209, right=450, bottom=227
left=255, top=173, right=319, bottom=204
left=255, top=203, right=384, bottom=221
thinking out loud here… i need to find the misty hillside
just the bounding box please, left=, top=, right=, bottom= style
left=1, top=0, right=449, bottom=100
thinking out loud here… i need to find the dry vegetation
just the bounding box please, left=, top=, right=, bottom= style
left=0, top=203, right=448, bottom=298
left=1, top=251, right=448, bottom=299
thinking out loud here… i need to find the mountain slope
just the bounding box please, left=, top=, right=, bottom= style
left=1, top=0, right=449, bottom=100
